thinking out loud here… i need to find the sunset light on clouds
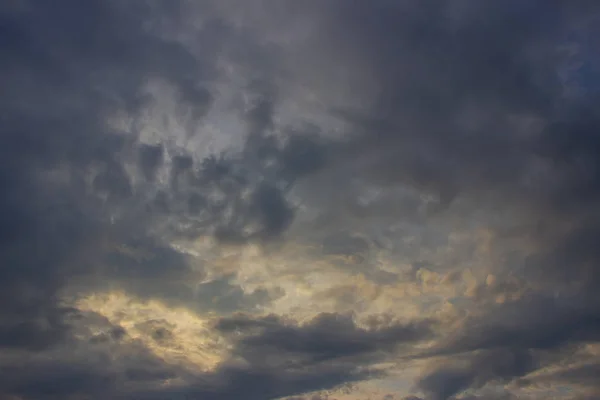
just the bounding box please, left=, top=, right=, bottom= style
left=1, top=1, right=600, bottom=399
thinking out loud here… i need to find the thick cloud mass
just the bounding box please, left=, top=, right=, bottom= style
left=1, top=1, right=600, bottom=399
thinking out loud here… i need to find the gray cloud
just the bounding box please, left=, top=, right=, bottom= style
left=0, top=0, right=324, bottom=354
left=216, top=312, right=433, bottom=365
left=271, top=2, right=593, bottom=235
left=126, top=312, right=432, bottom=400
left=2, top=0, right=600, bottom=399
left=153, top=126, right=328, bottom=243
left=519, top=361, right=600, bottom=397
left=0, top=0, right=334, bottom=397
left=307, top=2, right=600, bottom=398
left=417, top=349, right=535, bottom=400
left=0, top=0, right=211, bottom=353
left=137, top=143, right=164, bottom=181
left=409, top=293, right=600, bottom=398
left=133, top=364, right=371, bottom=400
left=296, top=2, right=600, bottom=399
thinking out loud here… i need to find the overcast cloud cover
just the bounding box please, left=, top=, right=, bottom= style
left=1, top=1, right=600, bottom=399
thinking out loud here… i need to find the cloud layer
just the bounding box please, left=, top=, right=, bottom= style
left=1, top=1, right=600, bottom=399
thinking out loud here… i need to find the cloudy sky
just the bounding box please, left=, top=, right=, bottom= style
left=1, top=1, right=600, bottom=399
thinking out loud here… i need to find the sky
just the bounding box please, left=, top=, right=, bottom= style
left=1, top=1, right=600, bottom=399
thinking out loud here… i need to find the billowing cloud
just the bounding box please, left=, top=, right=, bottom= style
left=1, top=0, right=600, bottom=399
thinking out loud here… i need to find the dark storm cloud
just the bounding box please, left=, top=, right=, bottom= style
left=305, top=0, right=598, bottom=211
left=0, top=0, right=322, bottom=357
left=2, top=0, right=600, bottom=399
left=417, top=349, right=536, bottom=400
left=0, top=0, right=334, bottom=397
left=135, top=363, right=372, bottom=400
left=409, top=293, right=600, bottom=398
left=193, top=275, right=276, bottom=314
left=90, top=238, right=204, bottom=307
left=416, top=294, right=600, bottom=360
left=1, top=1, right=214, bottom=167
left=138, top=143, right=164, bottom=181
left=158, top=124, right=328, bottom=244
left=216, top=312, right=432, bottom=364
left=302, top=1, right=600, bottom=398
left=129, top=312, right=431, bottom=400
left=0, top=0, right=216, bottom=354
left=0, top=309, right=184, bottom=400
left=0, top=361, right=115, bottom=399
left=0, top=348, right=180, bottom=400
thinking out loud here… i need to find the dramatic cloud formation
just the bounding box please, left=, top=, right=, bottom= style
left=1, top=0, right=600, bottom=399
